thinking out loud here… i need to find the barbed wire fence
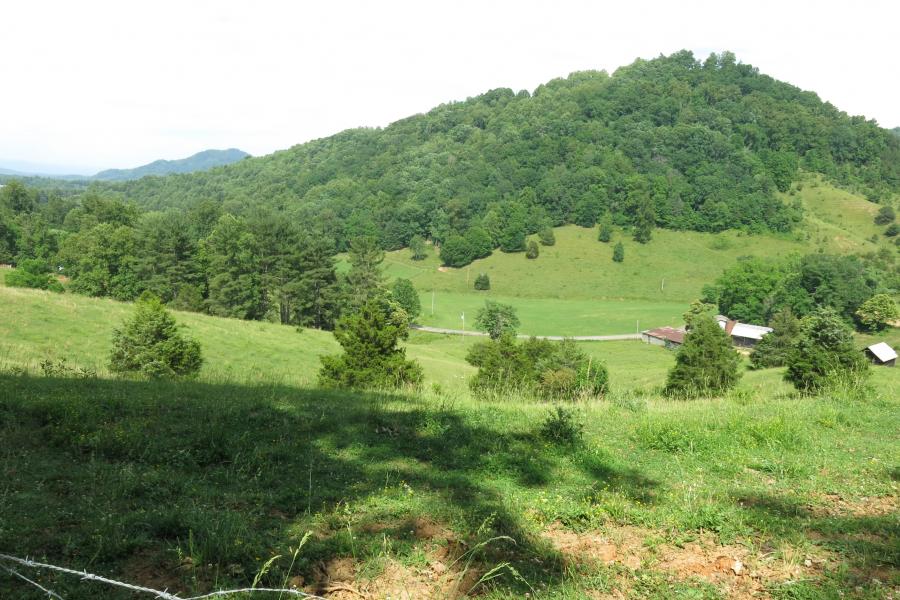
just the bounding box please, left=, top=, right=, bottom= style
left=0, top=553, right=328, bottom=600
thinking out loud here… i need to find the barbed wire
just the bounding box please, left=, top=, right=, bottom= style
left=0, top=553, right=328, bottom=600
left=1, top=563, right=66, bottom=600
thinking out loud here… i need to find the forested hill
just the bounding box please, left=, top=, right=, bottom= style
left=92, top=148, right=250, bottom=181
left=103, top=51, right=899, bottom=251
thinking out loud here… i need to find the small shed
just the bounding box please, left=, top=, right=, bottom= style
left=865, top=342, right=897, bottom=367
left=641, top=326, right=685, bottom=350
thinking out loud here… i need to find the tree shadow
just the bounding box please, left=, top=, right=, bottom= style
left=733, top=491, right=898, bottom=588
left=0, top=374, right=660, bottom=597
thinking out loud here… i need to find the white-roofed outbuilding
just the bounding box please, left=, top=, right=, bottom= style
left=865, top=342, right=897, bottom=367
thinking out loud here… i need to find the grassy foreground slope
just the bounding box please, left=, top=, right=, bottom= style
left=2, top=278, right=898, bottom=598
left=1, top=370, right=897, bottom=598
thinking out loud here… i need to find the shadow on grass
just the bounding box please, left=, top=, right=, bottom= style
left=0, top=373, right=660, bottom=597
left=734, top=492, right=898, bottom=589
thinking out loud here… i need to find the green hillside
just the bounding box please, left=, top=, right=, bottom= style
left=0, top=284, right=685, bottom=392
left=96, top=51, right=899, bottom=254
left=358, top=177, right=893, bottom=335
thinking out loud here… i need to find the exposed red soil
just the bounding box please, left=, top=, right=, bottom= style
left=542, top=523, right=836, bottom=599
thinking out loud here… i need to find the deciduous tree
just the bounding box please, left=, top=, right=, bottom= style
left=475, top=300, right=521, bottom=339
left=785, top=308, right=868, bottom=393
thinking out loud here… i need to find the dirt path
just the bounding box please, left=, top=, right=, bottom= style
left=410, top=324, right=641, bottom=342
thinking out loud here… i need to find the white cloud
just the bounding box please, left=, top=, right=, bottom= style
left=1, top=0, right=898, bottom=173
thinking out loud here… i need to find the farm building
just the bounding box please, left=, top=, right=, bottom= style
left=865, top=342, right=897, bottom=367
left=641, top=326, right=685, bottom=350
left=715, top=315, right=772, bottom=348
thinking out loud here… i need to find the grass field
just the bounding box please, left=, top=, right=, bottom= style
left=1, top=371, right=897, bottom=598
left=341, top=179, right=894, bottom=336
left=4, top=283, right=897, bottom=397
left=0, top=285, right=686, bottom=394
left=789, top=174, right=889, bottom=252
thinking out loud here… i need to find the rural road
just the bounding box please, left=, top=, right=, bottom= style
left=410, top=324, right=641, bottom=342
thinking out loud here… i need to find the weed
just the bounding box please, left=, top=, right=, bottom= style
left=539, top=406, right=584, bottom=445
left=635, top=419, right=709, bottom=454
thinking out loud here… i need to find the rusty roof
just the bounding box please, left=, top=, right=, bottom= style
left=644, top=326, right=685, bottom=344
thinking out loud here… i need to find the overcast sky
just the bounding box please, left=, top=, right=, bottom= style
left=2, top=0, right=898, bottom=174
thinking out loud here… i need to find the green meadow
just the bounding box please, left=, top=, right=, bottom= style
left=333, top=179, right=895, bottom=337
left=1, top=356, right=897, bottom=599
left=0, top=285, right=675, bottom=392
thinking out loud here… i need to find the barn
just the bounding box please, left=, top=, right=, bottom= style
left=715, top=315, right=772, bottom=348
left=865, top=342, right=897, bottom=367
left=641, top=326, right=685, bottom=350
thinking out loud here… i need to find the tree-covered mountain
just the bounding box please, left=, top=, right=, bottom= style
left=92, top=148, right=250, bottom=181
left=100, top=51, right=899, bottom=252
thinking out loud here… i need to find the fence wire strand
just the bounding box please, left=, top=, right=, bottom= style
left=0, top=553, right=328, bottom=600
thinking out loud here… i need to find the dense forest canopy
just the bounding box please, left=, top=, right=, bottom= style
left=79, top=50, right=900, bottom=253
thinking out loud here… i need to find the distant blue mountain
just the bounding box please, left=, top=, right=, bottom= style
left=0, top=148, right=250, bottom=182
left=92, top=148, right=250, bottom=181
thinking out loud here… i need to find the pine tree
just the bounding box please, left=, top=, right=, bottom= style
left=318, top=299, right=423, bottom=389
left=750, top=308, right=800, bottom=369
left=628, top=178, right=655, bottom=244
left=291, top=235, right=342, bottom=330
left=598, top=215, right=613, bottom=243
left=203, top=214, right=264, bottom=320
left=109, top=293, right=203, bottom=378
left=665, top=314, right=741, bottom=397
left=474, top=273, right=491, bottom=290
left=538, top=226, right=556, bottom=246
left=682, top=300, right=717, bottom=330
left=346, top=236, right=385, bottom=310
left=633, top=196, right=655, bottom=244
left=525, top=240, right=539, bottom=259
left=612, top=242, right=624, bottom=262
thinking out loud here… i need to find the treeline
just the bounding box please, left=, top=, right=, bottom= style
left=704, top=250, right=899, bottom=329
left=0, top=181, right=367, bottom=329
left=47, top=51, right=895, bottom=267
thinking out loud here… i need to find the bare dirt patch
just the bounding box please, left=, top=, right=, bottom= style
left=312, top=556, right=482, bottom=599
left=122, top=551, right=186, bottom=595
left=312, top=518, right=481, bottom=599
left=542, top=523, right=835, bottom=599
left=809, top=493, right=898, bottom=518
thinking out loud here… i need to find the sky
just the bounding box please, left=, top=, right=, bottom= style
left=1, top=0, right=898, bottom=174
